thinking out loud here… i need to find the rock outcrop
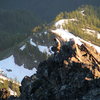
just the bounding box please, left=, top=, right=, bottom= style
left=6, top=40, right=100, bottom=100
left=0, top=88, right=10, bottom=100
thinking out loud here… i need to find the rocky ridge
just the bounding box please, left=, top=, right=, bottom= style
left=4, top=39, right=100, bottom=100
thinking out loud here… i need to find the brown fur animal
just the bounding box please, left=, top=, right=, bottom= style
left=51, top=38, right=61, bottom=55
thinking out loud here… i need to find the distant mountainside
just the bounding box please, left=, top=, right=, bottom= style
left=0, top=10, right=41, bottom=34
left=0, top=10, right=41, bottom=52
left=0, top=0, right=100, bottom=21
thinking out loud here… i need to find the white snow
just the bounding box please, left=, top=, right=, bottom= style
left=34, top=60, right=37, bottom=63
left=30, top=38, right=52, bottom=55
left=0, top=75, right=9, bottom=81
left=51, top=29, right=82, bottom=45
left=97, top=34, right=100, bottom=39
left=20, top=45, right=26, bottom=51
left=0, top=69, right=5, bottom=74
left=82, top=28, right=99, bottom=36
left=0, top=55, right=37, bottom=82
left=51, top=28, right=100, bottom=53
left=80, top=39, right=100, bottom=53
left=38, top=45, right=51, bottom=55
left=55, top=19, right=77, bottom=29
left=80, top=10, right=85, bottom=16
left=30, top=39, right=37, bottom=46
left=53, top=19, right=100, bottom=53
left=82, top=28, right=100, bottom=39
left=93, top=45, right=100, bottom=53
left=44, top=31, right=48, bottom=35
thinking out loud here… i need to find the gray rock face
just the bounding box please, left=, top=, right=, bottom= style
left=7, top=43, right=100, bottom=100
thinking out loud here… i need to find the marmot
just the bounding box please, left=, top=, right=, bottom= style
left=51, top=37, right=61, bottom=54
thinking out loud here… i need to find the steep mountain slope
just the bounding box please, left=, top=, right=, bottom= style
left=0, top=6, right=100, bottom=83
left=54, top=5, right=100, bottom=46
left=0, top=56, right=36, bottom=82
left=6, top=34, right=100, bottom=100
left=0, top=18, right=100, bottom=83
left=0, top=30, right=54, bottom=82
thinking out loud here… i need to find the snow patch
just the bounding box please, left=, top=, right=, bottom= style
left=0, top=55, right=37, bottom=82
left=20, top=45, right=26, bottom=51
left=34, top=60, right=37, bottom=63
left=0, top=69, right=5, bottom=75
left=44, top=31, right=48, bottom=35
left=51, top=29, right=100, bottom=53
left=82, top=28, right=99, bottom=35
left=51, top=29, right=82, bottom=45
left=38, top=45, right=51, bottom=55
left=80, top=39, right=100, bottom=53
left=82, top=28, right=100, bottom=39
left=80, top=10, right=85, bottom=16
left=55, top=19, right=77, bottom=29
left=97, top=34, right=100, bottom=39
left=30, top=39, right=36, bottom=46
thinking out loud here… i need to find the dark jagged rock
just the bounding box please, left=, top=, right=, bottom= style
left=6, top=42, right=100, bottom=100
left=0, top=88, right=10, bottom=100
